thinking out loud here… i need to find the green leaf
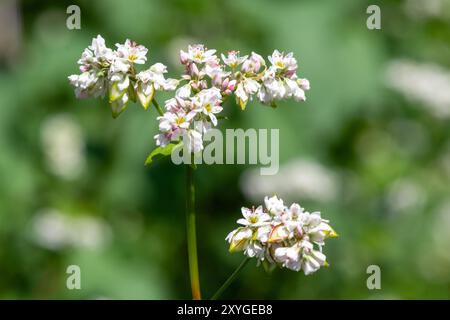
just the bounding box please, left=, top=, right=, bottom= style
left=144, top=142, right=181, bottom=166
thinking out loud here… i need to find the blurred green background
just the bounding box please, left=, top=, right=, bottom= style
left=1, top=0, right=450, bottom=299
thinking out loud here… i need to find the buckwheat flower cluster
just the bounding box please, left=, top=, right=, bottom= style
left=154, top=45, right=310, bottom=152
left=220, top=49, right=310, bottom=109
left=226, top=196, right=337, bottom=275
left=68, top=35, right=178, bottom=118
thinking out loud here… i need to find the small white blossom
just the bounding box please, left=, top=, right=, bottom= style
left=68, top=71, right=107, bottom=99
left=193, top=87, right=223, bottom=125
left=180, top=44, right=217, bottom=64
left=257, top=50, right=309, bottom=105
left=136, top=63, right=178, bottom=108
left=264, top=195, right=285, bottom=215
left=237, top=206, right=271, bottom=227
left=241, top=52, right=265, bottom=74
left=235, top=78, right=260, bottom=109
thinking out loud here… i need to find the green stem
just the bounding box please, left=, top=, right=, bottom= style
left=152, top=98, right=164, bottom=116
left=186, top=164, right=201, bottom=300
left=211, top=257, right=250, bottom=300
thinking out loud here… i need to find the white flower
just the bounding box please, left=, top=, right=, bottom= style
left=184, top=129, right=204, bottom=153
left=180, top=44, right=217, bottom=64
left=386, top=60, right=450, bottom=119
left=301, top=212, right=337, bottom=247
left=221, top=50, right=248, bottom=68
left=264, top=195, right=285, bottom=215
left=176, top=84, right=193, bottom=99
left=89, top=35, right=114, bottom=62
left=240, top=159, right=338, bottom=203
left=136, top=63, right=178, bottom=108
left=300, top=246, right=327, bottom=275
left=109, top=57, right=131, bottom=74
left=255, top=50, right=309, bottom=105
left=41, top=114, right=85, bottom=180
left=255, top=225, right=272, bottom=243
left=68, top=71, right=106, bottom=99
left=204, top=59, right=226, bottom=80
left=241, top=52, right=265, bottom=74
left=194, top=87, right=223, bottom=125
left=268, top=50, right=297, bottom=78
left=245, top=241, right=265, bottom=259
left=115, top=39, right=148, bottom=64
left=226, top=227, right=253, bottom=252
left=226, top=196, right=337, bottom=274
left=220, top=78, right=237, bottom=95
left=159, top=111, right=191, bottom=132
left=138, top=63, right=178, bottom=90
left=155, top=110, right=193, bottom=146
left=235, top=78, right=260, bottom=109
left=237, top=206, right=271, bottom=227
left=298, top=78, right=310, bottom=90
left=31, top=208, right=111, bottom=251
left=77, top=35, right=114, bottom=71
left=258, top=70, right=308, bottom=104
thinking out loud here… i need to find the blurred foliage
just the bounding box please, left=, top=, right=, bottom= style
left=0, top=0, right=449, bottom=299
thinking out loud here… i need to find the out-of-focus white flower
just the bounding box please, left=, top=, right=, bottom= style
left=78, top=35, right=114, bottom=72
left=70, top=37, right=311, bottom=154
left=31, top=208, right=112, bottom=250
left=417, top=202, right=450, bottom=282
left=386, top=60, right=450, bottom=119
left=241, top=159, right=338, bottom=203
left=404, top=0, right=444, bottom=20
left=386, top=178, right=426, bottom=215
left=226, top=196, right=337, bottom=275
left=41, top=114, right=85, bottom=180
